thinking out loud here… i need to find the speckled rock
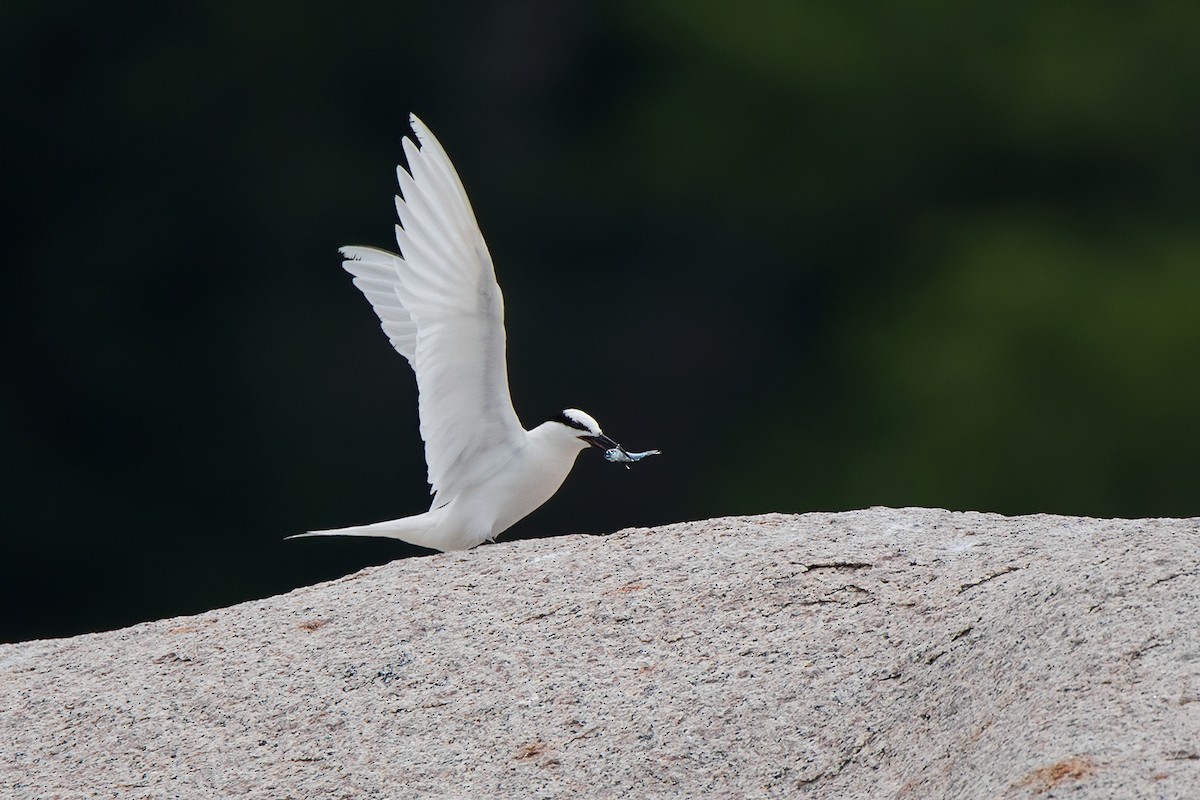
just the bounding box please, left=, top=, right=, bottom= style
left=2, top=508, right=1198, bottom=798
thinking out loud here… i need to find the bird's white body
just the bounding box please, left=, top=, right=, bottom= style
left=311, top=418, right=592, bottom=551
left=297, top=115, right=632, bottom=552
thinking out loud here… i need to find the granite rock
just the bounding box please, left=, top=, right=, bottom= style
left=2, top=508, right=1198, bottom=798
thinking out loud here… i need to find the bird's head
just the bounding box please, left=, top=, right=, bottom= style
left=552, top=408, right=619, bottom=452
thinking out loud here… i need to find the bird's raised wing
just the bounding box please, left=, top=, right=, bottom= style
left=341, top=246, right=417, bottom=363
left=341, top=114, right=525, bottom=507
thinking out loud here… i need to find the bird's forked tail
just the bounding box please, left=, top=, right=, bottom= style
left=286, top=509, right=442, bottom=547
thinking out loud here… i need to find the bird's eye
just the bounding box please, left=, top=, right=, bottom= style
left=557, top=412, right=592, bottom=433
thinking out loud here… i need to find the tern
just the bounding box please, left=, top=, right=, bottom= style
left=295, top=114, right=657, bottom=552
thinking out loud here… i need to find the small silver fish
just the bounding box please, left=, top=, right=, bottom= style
left=604, top=447, right=662, bottom=469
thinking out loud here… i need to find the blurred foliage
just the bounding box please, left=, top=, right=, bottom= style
left=1, top=0, right=1197, bottom=641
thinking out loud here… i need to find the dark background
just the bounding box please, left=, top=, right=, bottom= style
left=3, top=1, right=1198, bottom=643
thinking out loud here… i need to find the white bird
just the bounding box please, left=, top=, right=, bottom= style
left=294, top=114, right=657, bottom=552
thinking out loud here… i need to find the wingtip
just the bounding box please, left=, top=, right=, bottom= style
left=408, top=112, right=429, bottom=146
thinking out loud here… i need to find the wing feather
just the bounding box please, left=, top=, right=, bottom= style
left=340, top=246, right=417, bottom=363
left=340, top=114, right=525, bottom=506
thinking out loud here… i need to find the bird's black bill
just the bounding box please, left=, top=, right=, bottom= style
left=581, top=433, right=619, bottom=450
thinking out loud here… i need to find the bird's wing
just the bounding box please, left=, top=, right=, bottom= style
left=341, top=246, right=418, bottom=364
left=341, top=114, right=525, bottom=507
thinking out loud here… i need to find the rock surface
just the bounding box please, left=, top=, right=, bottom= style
left=2, top=508, right=1198, bottom=798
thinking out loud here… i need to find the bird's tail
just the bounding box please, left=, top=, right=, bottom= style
left=287, top=509, right=442, bottom=548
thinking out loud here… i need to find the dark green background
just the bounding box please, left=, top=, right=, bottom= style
left=3, top=1, right=1198, bottom=642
